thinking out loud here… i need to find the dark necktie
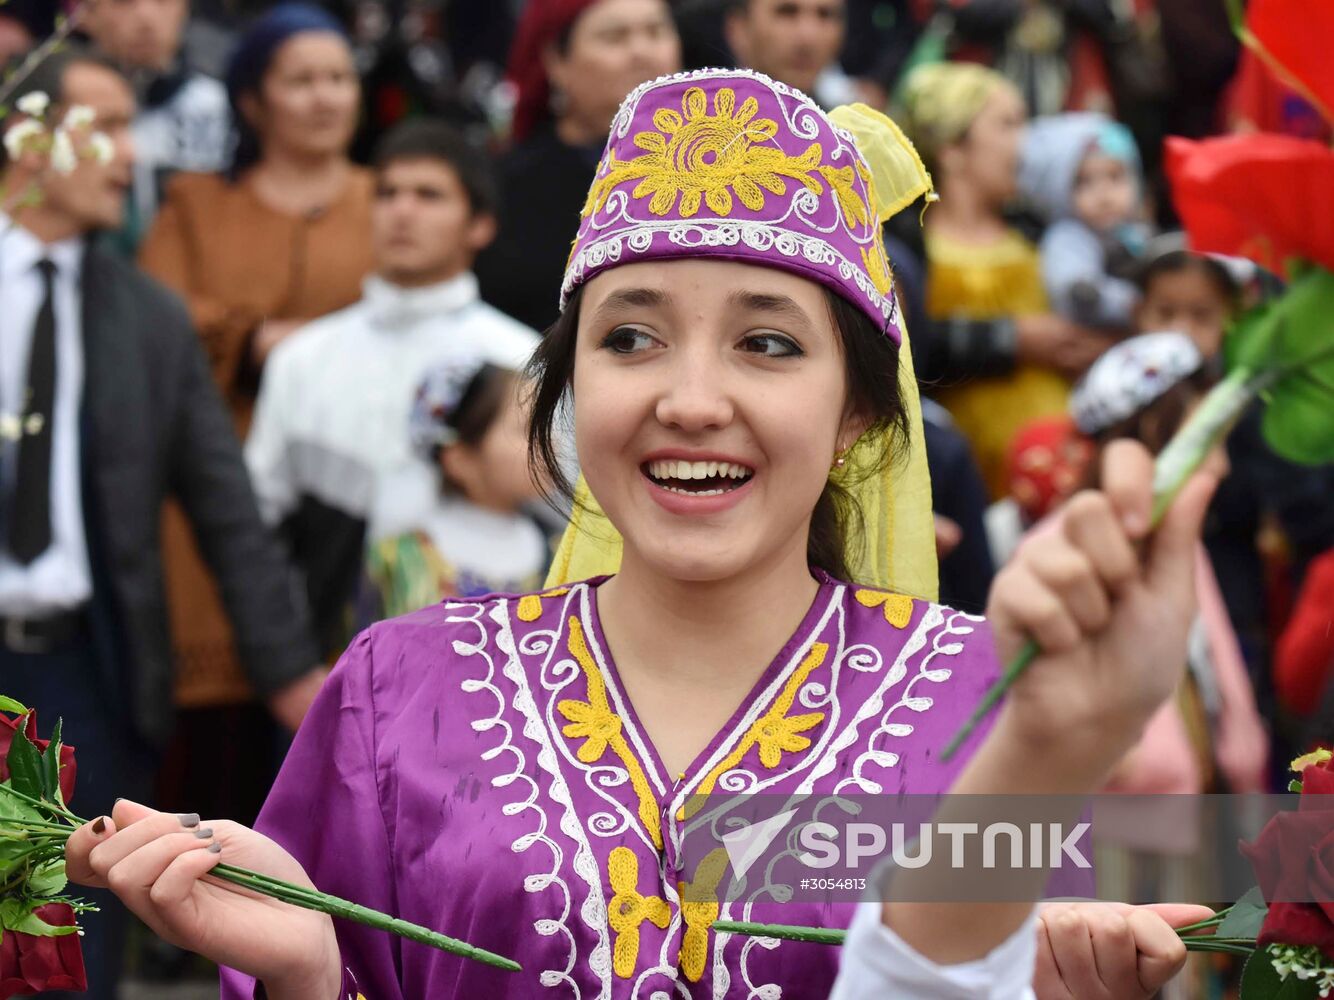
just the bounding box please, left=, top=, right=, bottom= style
left=9, top=259, right=57, bottom=565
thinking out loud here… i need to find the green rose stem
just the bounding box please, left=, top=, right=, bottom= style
left=712, top=920, right=1256, bottom=956
left=940, top=366, right=1273, bottom=763
left=205, top=864, right=521, bottom=972
left=0, top=785, right=520, bottom=972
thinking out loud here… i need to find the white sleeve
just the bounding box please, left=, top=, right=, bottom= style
left=243, top=349, right=298, bottom=526
left=829, top=901, right=1039, bottom=1000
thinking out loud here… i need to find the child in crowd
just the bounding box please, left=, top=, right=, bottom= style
left=1019, top=112, right=1150, bottom=331
left=361, top=356, right=549, bottom=621
left=1133, top=241, right=1244, bottom=360
left=1071, top=332, right=1269, bottom=796
left=1070, top=331, right=1271, bottom=999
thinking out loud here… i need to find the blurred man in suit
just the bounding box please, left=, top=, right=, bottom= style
left=0, top=48, right=323, bottom=998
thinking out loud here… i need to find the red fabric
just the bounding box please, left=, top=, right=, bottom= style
left=1165, top=133, right=1334, bottom=277
left=1005, top=416, right=1093, bottom=524
left=0, top=711, right=75, bottom=806
left=1247, top=0, right=1334, bottom=124
left=0, top=903, right=87, bottom=998
left=1240, top=759, right=1334, bottom=958
left=506, top=0, right=600, bottom=143
left=1275, top=549, right=1334, bottom=716
left=1227, top=49, right=1332, bottom=142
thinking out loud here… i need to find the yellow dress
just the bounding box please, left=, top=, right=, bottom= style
left=925, top=228, right=1071, bottom=499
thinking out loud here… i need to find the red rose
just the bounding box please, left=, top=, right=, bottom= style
left=0, top=903, right=87, bottom=998
left=0, top=712, right=76, bottom=806
left=1240, top=756, right=1334, bottom=955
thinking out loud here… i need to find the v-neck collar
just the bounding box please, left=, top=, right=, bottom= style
left=579, top=574, right=840, bottom=808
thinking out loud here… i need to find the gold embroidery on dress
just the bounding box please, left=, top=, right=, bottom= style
left=692, top=641, right=830, bottom=803
left=582, top=86, right=872, bottom=226
left=557, top=616, right=663, bottom=848
left=516, top=587, right=571, bottom=623
left=607, top=846, right=671, bottom=979
left=678, top=848, right=731, bottom=982
left=854, top=588, right=916, bottom=628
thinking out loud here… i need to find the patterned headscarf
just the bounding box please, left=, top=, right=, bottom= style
left=408, top=354, right=495, bottom=458
left=561, top=69, right=927, bottom=338
left=1070, top=332, right=1204, bottom=435
left=548, top=68, right=942, bottom=598
left=505, top=0, right=600, bottom=144
left=898, top=63, right=1017, bottom=172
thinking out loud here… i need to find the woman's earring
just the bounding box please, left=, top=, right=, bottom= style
left=832, top=449, right=847, bottom=469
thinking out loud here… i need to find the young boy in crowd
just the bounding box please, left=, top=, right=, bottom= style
left=1020, top=112, right=1151, bottom=331
left=245, top=119, right=539, bottom=656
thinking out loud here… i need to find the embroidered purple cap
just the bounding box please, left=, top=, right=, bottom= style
left=1069, top=331, right=1204, bottom=435
left=561, top=68, right=903, bottom=341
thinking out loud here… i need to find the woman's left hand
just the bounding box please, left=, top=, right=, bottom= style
left=1033, top=901, right=1213, bottom=1000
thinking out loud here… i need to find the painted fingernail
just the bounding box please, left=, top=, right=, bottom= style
left=91, top=817, right=106, bottom=835
left=193, top=827, right=214, bottom=839
left=178, top=813, right=200, bottom=828
left=207, top=842, right=222, bottom=854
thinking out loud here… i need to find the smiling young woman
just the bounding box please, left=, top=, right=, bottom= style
left=66, top=69, right=1217, bottom=1000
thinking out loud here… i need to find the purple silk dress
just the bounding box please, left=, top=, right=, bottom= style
left=221, top=573, right=1002, bottom=999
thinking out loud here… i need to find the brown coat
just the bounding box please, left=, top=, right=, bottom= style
left=140, top=169, right=374, bottom=707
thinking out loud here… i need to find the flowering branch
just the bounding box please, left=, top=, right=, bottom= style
left=0, top=2, right=88, bottom=113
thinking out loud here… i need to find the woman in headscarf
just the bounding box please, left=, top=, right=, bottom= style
left=474, top=0, right=681, bottom=332
left=139, top=3, right=370, bottom=719
left=900, top=62, right=1113, bottom=499
left=72, top=68, right=1214, bottom=1000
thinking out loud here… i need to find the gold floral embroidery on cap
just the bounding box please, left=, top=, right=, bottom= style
left=607, top=846, right=671, bottom=979
left=557, top=616, right=663, bottom=848
left=582, top=85, right=872, bottom=226
left=855, top=588, right=915, bottom=628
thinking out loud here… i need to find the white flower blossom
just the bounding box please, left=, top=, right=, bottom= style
left=86, top=131, right=114, bottom=166
left=1269, top=944, right=1334, bottom=999
left=3, top=118, right=44, bottom=160
left=49, top=127, right=76, bottom=174
left=61, top=105, right=95, bottom=130
left=16, top=91, right=49, bottom=118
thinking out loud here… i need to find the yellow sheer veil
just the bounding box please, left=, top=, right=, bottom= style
left=545, top=104, right=939, bottom=601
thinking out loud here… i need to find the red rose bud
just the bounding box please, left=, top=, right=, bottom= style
left=0, top=711, right=76, bottom=805
left=1240, top=749, right=1334, bottom=956
left=0, top=903, right=86, bottom=998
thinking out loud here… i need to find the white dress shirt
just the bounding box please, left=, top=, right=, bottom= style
left=0, top=217, right=92, bottom=616
left=245, top=271, right=540, bottom=530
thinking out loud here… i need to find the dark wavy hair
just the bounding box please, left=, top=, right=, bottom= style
left=526, top=283, right=910, bottom=582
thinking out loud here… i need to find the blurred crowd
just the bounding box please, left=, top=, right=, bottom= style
left=0, top=0, right=1332, bottom=993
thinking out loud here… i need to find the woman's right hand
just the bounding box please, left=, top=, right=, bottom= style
left=66, top=799, right=341, bottom=1000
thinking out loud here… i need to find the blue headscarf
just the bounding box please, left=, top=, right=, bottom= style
left=1018, top=112, right=1142, bottom=222
left=225, top=2, right=349, bottom=176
